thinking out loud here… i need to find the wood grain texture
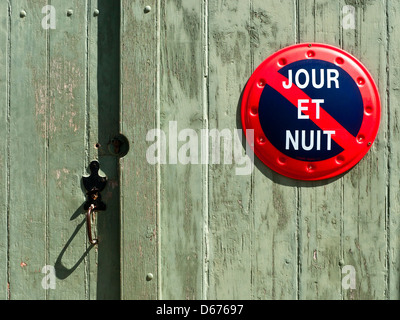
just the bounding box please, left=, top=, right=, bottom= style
left=96, top=0, right=122, bottom=300
left=8, top=0, right=48, bottom=299
left=207, top=0, right=253, bottom=299
left=388, top=0, right=400, bottom=300
left=120, top=0, right=158, bottom=299
left=297, top=0, right=343, bottom=300
left=0, top=0, right=8, bottom=300
left=250, top=0, right=298, bottom=300
left=158, top=0, right=205, bottom=299
left=341, top=0, right=388, bottom=300
left=48, top=0, right=91, bottom=300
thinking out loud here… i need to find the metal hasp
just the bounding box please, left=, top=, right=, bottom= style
left=83, top=161, right=107, bottom=245
left=83, top=160, right=107, bottom=211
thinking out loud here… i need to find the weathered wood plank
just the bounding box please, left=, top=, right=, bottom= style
left=0, top=0, right=9, bottom=300
left=388, top=0, right=400, bottom=300
left=207, top=0, right=253, bottom=299
left=120, top=0, right=158, bottom=299
left=341, top=0, right=388, bottom=300
left=250, top=0, right=298, bottom=300
left=86, top=0, right=99, bottom=300
left=297, top=0, right=343, bottom=300
left=95, top=0, right=121, bottom=300
left=158, top=0, right=205, bottom=300
left=8, top=0, right=48, bottom=299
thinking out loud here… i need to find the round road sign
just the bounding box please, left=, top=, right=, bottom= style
left=241, top=43, right=380, bottom=180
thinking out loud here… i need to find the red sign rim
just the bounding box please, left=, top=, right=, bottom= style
left=241, top=43, right=381, bottom=181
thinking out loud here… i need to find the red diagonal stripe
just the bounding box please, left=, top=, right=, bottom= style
left=265, top=72, right=358, bottom=149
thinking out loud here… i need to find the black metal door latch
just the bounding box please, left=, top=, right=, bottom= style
left=83, top=160, right=107, bottom=244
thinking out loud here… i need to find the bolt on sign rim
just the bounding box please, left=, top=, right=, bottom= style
left=241, top=43, right=381, bottom=181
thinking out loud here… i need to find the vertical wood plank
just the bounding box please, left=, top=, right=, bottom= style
left=120, top=0, right=158, bottom=299
left=158, top=0, right=204, bottom=300
left=0, top=0, right=9, bottom=300
left=207, top=0, right=253, bottom=299
left=297, top=0, right=343, bottom=299
left=8, top=0, right=48, bottom=299
left=86, top=0, right=100, bottom=299
left=95, top=0, right=121, bottom=300
left=250, top=0, right=298, bottom=300
left=341, top=0, right=388, bottom=300
left=47, top=0, right=93, bottom=300
left=388, top=0, right=400, bottom=300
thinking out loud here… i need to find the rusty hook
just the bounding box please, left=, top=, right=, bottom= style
left=86, top=204, right=98, bottom=245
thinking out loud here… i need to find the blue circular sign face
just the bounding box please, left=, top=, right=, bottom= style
left=241, top=43, right=381, bottom=180
left=258, top=59, right=364, bottom=162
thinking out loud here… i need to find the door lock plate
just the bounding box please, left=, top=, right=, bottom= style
left=83, top=160, right=107, bottom=211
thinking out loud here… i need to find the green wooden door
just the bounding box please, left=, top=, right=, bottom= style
left=0, top=0, right=121, bottom=299
left=1, top=0, right=400, bottom=301
left=120, top=0, right=400, bottom=300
